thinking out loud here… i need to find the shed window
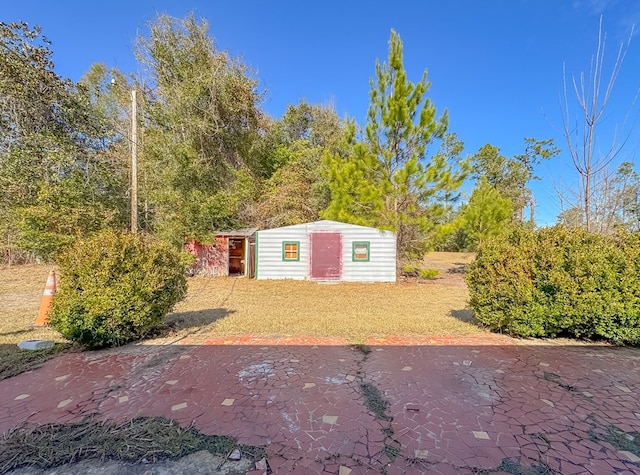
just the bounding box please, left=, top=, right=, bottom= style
left=282, top=241, right=300, bottom=261
left=352, top=241, right=370, bottom=262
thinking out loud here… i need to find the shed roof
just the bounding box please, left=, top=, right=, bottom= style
left=260, top=220, right=394, bottom=235
left=214, top=227, right=258, bottom=237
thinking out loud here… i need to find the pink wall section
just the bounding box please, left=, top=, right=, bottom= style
left=185, top=237, right=229, bottom=276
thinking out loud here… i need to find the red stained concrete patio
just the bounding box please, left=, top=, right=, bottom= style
left=1, top=334, right=639, bottom=474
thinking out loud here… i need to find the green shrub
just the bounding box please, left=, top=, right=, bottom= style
left=402, top=263, right=419, bottom=277
left=50, top=230, right=188, bottom=349
left=418, top=268, right=440, bottom=280
left=402, top=263, right=440, bottom=280
left=465, top=226, right=640, bottom=345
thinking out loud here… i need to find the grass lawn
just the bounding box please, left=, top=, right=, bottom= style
left=0, top=265, right=73, bottom=381
left=165, top=252, right=481, bottom=343
left=0, top=252, right=481, bottom=379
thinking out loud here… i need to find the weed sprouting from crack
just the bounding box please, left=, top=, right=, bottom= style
left=558, top=382, right=576, bottom=392
left=493, top=458, right=556, bottom=474
left=351, top=343, right=372, bottom=356
left=384, top=444, right=400, bottom=461
left=437, top=458, right=557, bottom=475
left=535, top=433, right=551, bottom=446
left=351, top=348, right=404, bottom=473
left=360, top=383, right=391, bottom=422
left=405, top=456, right=432, bottom=469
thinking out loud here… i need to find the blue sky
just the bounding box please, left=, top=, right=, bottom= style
left=4, top=0, right=640, bottom=225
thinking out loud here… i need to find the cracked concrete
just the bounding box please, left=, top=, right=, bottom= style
left=1, top=335, right=639, bottom=474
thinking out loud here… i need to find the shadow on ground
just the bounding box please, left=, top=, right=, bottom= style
left=165, top=308, right=235, bottom=333
left=448, top=262, right=468, bottom=274
left=0, top=340, right=639, bottom=474
left=449, top=308, right=475, bottom=323
left=0, top=329, right=34, bottom=338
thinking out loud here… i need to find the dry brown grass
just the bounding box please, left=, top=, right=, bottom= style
left=0, top=416, right=263, bottom=473
left=165, top=252, right=481, bottom=343
left=0, top=265, right=66, bottom=342
left=420, top=251, right=475, bottom=274
left=0, top=265, right=72, bottom=380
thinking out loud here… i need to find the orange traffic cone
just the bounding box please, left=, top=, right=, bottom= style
left=34, top=270, right=56, bottom=326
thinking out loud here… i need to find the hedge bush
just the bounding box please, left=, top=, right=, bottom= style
left=49, top=231, right=189, bottom=349
left=465, top=225, right=640, bottom=345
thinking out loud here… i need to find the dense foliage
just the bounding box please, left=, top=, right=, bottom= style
left=0, top=22, right=128, bottom=262
left=134, top=14, right=266, bottom=245
left=8, top=12, right=630, bottom=270
left=466, top=226, right=640, bottom=345
left=49, top=231, right=188, bottom=348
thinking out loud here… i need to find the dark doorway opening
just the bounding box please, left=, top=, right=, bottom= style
left=228, top=238, right=245, bottom=276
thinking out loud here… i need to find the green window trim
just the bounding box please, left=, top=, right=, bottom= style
left=282, top=241, right=300, bottom=261
left=352, top=241, right=370, bottom=262
left=254, top=232, right=259, bottom=278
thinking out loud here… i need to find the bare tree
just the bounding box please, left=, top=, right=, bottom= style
left=561, top=16, right=638, bottom=232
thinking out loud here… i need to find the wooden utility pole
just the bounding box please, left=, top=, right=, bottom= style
left=130, top=89, right=138, bottom=233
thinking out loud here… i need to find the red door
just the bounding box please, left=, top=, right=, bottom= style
left=311, top=232, right=342, bottom=280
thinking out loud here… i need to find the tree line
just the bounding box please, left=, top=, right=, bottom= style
left=1, top=14, right=638, bottom=265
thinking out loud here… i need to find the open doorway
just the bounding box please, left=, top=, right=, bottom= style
left=228, top=237, right=245, bottom=276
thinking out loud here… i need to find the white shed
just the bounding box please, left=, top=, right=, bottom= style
left=255, top=220, right=396, bottom=282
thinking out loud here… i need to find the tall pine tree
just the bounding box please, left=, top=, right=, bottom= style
left=324, top=30, right=467, bottom=258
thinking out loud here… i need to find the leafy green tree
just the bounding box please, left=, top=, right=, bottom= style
left=323, top=30, right=467, bottom=258
left=256, top=101, right=345, bottom=227
left=269, top=101, right=343, bottom=159
left=470, top=138, right=558, bottom=222
left=0, top=22, right=128, bottom=261
left=611, top=161, right=640, bottom=231
left=460, top=179, right=513, bottom=248
left=135, top=14, right=264, bottom=245
left=557, top=206, right=584, bottom=228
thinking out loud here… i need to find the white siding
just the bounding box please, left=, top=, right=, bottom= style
left=255, top=223, right=310, bottom=280
left=255, top=220, right=396, bottom=282
left=339, top=225, right=396, bottom=282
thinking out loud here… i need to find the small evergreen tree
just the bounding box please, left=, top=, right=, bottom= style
left=324, top=30, right=467, bottom=258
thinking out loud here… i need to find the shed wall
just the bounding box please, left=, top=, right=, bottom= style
left=185, top=237, right=229, bottom=277
left=256, top=221, right=396, bottom=282
left=256, top=225, right=310, bottom=280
